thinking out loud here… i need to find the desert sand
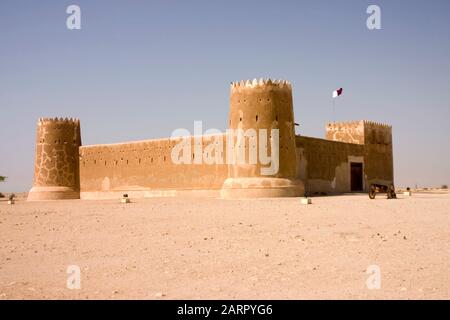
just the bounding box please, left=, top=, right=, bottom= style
left=0, top=191, right=449, bottom=300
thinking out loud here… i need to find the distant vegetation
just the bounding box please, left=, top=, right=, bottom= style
left=0, top=176, right=5, bottom=197
left=442, top=184, right=448, bottom=189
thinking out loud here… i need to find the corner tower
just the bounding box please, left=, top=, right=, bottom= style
left=221, top=78, right=304, bottom=198
left=27, top=117, right=81, bottom=200
left=326, top=120, right=394, bottom=189
left=361, top=120, right=394, bottom=187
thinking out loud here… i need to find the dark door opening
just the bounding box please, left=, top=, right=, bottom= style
left=350, top=162, right=363, bottom=192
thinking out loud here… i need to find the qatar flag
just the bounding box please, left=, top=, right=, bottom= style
left=332, top=88, right=343, bottom=98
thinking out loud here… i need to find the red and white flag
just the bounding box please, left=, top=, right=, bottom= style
left=332, top=88, right=343, bottom=98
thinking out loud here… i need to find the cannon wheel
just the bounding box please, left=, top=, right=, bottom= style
left=387, top=184, right=396, bottom=199
left=369, top=184, right=376, bottom=199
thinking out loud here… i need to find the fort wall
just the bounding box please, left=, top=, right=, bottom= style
left=325, top=121, right=365, bottom=144
left=79, top=134, right=228, bottom=199
left=296, top=136, right=365, bottom=194
left=298, top=120, right=394, bottom=194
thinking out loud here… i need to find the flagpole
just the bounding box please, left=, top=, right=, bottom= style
left=332, top=97, right=335, bottom=122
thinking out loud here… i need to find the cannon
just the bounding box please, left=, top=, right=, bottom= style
left=369, top=184, right=396, bottom=199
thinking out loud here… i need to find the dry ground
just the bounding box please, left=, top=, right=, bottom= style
left=0, top=192, right=449, bottom=299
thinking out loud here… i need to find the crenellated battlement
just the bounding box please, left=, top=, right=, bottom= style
left=230, top=78, right=292, bottom=92
left=362, top=120, right=392, bottom=129
left=328, top=120, right=391, bottom=128
left=326, top=120, right=392, bottom=145
left=328, top=120, right=362, bottom=127
left=38, top=117, right=80, bottom=125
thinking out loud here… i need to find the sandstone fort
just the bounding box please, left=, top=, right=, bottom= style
left=27, top=78, right=394, bottom=200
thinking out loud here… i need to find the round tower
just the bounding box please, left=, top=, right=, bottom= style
left=220, top=78, right=304, bottom=198
left=27, top=117, right=81, bottom=201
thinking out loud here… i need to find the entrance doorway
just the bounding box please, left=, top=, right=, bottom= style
left=350, top=162, right=363, bottom=192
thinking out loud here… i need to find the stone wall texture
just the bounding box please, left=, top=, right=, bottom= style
left=79, top=135, right=228, bottom=199
left=27, top=118, right=81, bottom=200
left=221, top=79, right=304, bottom=198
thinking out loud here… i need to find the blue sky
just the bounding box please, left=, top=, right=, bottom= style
left=1, top=0, right=449, bottom=192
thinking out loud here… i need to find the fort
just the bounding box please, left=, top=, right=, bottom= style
left=27, top=79, right=394, bottom=200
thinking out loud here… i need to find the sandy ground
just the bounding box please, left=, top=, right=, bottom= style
left=0, top=191, right=449, bottom=300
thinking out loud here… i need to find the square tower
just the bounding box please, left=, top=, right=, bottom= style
left=325, top=120, right=394, bottom=188
left=325, top=120, right=392, bottom=146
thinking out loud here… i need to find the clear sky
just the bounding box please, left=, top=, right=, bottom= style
left=1, top=0, right=449, bottom=192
